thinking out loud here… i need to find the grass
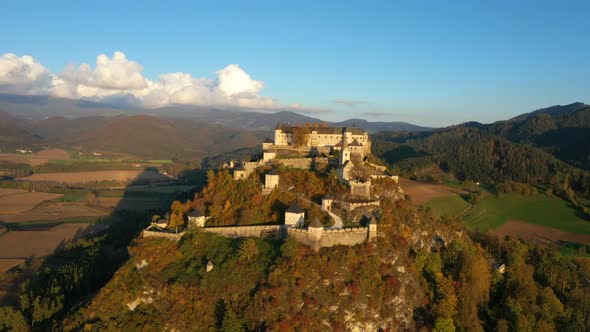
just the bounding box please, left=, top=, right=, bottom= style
left=423, top=195, right=470, bottom=218
left=463, top=192, right=590, bottom=235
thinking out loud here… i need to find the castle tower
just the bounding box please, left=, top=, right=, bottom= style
left=285, top=203, right=305, bottom=227
left=262, top=137, right=274, bottom=150
left=368, top=215, right=378, bottom=241
left=339, top=134, right=351, bottom=166
left=321, top=194, right=334, bottom=212
left=265, top=169, right=280, bottom=189
left=308, top=217, right=324, bottom=240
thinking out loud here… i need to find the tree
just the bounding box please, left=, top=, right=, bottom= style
left=85, top=192, right=97, bottom=206
left=292, top=125, right=309, bottom=146
left=0, top=306, right=29, bottom=332
left=433, top=317, right=455, bottom=332
left=238, top=238, right=259, bottom=260
left=221, top=307, right=244, bottom=332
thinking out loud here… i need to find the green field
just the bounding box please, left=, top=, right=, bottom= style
left=423, top=195, right=470, bottom=218
left=421, top=187, right=590, bottom=236
left=463, top=193, right=590, bottom=235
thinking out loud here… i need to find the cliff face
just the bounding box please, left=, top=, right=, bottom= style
left=61, top=233, right=422, bottom=331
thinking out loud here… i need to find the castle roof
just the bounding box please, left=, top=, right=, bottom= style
left=370, top=215, right=378, bottom=225
left=275, top=123, right=295, bottom=133
left=266, top=169, right=279, bottom=176
left=349, top=139, right=362, bottom=146
left=263, top=138, right=273, bottom=143
left=314, top=127, right=343, bottom=135
left=275, top=124, right=367, bottom=136
left=310, top=217, right=323, bottom=228
left=343, top=127, right=366, bottom=135
left=189, top=210, right=204, bottom=217
left=234, top=164, right=245, bottom=171
left=338, top=160, right=352, bottom=169
left=323, top=194, right=334, bottom=200
left=286, top=203, right=304, bottom=214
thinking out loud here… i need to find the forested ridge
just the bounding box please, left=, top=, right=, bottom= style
left=2, top=170, right=589, bottom=331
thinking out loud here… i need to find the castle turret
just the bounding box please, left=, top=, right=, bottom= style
left=308, top=217, right=324, bottom=240
left=339, top=136, right=350, bottom=166
left=285, top=203, right=305, bottom=227
left=321, top=194, right=334, bottom=212
left=368, top=215, right=378, bottom=241
left=265, top=169, right=280, bottom=189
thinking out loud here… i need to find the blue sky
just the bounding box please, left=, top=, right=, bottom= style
left=0, top=0, right=588, bottom=126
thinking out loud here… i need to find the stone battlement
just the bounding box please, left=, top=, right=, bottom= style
left=142, top=229, right=186, bottom=241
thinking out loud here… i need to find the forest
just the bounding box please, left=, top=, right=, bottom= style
left=1, top=167, right=588, bottom=331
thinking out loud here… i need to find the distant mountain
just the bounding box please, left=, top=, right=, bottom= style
left=483, top=103, right=590, bottom=169
left=330, top=118, right=431, bottom=133
left=0, top=93, right=431, bottom=133
left=509, top=102, right=588, bottom=122
left=0, top=111, right=42, bottom=152
left=0, top=112, right=265, bottom=160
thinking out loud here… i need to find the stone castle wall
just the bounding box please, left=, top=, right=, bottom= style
left=289, top=227, right=369, bottom=249
left=142, top=229, right=186, bottom=241
left=272, top=157, right=329, bottom=170
left=343, top=200, right=381, bottom=212
left=202, top=225, right=287, bottom=239
left=350, top=181, right=372, bottom=198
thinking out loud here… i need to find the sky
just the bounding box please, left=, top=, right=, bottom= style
left=0, top=0, right=588, bottom=126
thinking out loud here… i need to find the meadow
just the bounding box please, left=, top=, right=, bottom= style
left=463, top=192, right=590, bottom=235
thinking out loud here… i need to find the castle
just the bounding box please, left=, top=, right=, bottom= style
left=146, top=124, right=401, bottom=250
left=273, top=124, right=371, bottom=157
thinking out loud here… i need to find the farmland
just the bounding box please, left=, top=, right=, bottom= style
left=0, top=181, right=196, bottom=274
left=413, top=181, right=590, bottom=245
left=0, top=191, right=63, bottom=213
left=463, top=192, right=590, bottom=235
left=399, top=177, right=466, bottom=205
left=17, top=169, right=170, bottom=184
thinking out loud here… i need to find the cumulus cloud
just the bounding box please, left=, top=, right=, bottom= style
left=0, top=53, right=53, bottom=94
left=0, top=51, right=309, bottom=112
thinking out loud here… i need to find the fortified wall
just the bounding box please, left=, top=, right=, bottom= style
left=272, top=157, right=329, bottom=170
left=142, top=229, right=186, bottom=242
left=201, top=225, right=287, bottom=239
left=289, top=227, right=371, bottom=250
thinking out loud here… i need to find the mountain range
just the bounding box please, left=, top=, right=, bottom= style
left=0, top=93, right=430, bottom=133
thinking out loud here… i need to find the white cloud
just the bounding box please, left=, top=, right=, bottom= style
left=0, top=51, right=308, bottom=112
left=216, top=64, right=264, bottom=97
left=0, top=53, right=53, bottom=94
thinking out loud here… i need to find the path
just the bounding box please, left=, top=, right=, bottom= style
left=326, top=210, right=343, bottom=229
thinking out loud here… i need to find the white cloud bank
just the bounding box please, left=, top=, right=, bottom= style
left=0, top=51, right=299, bottom=111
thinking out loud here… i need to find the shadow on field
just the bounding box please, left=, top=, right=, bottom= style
left=2, top=167, right=207, bottom=327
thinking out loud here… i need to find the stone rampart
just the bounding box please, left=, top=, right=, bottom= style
left=142, top=229, right=186, bottom=241
left=202, top=225, right=287, bottom=239
left=272, top=157, right=329, bottom=170
left=343, top=200, right=381, bottom=212
left=289, top=226, right=369, bottom=249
